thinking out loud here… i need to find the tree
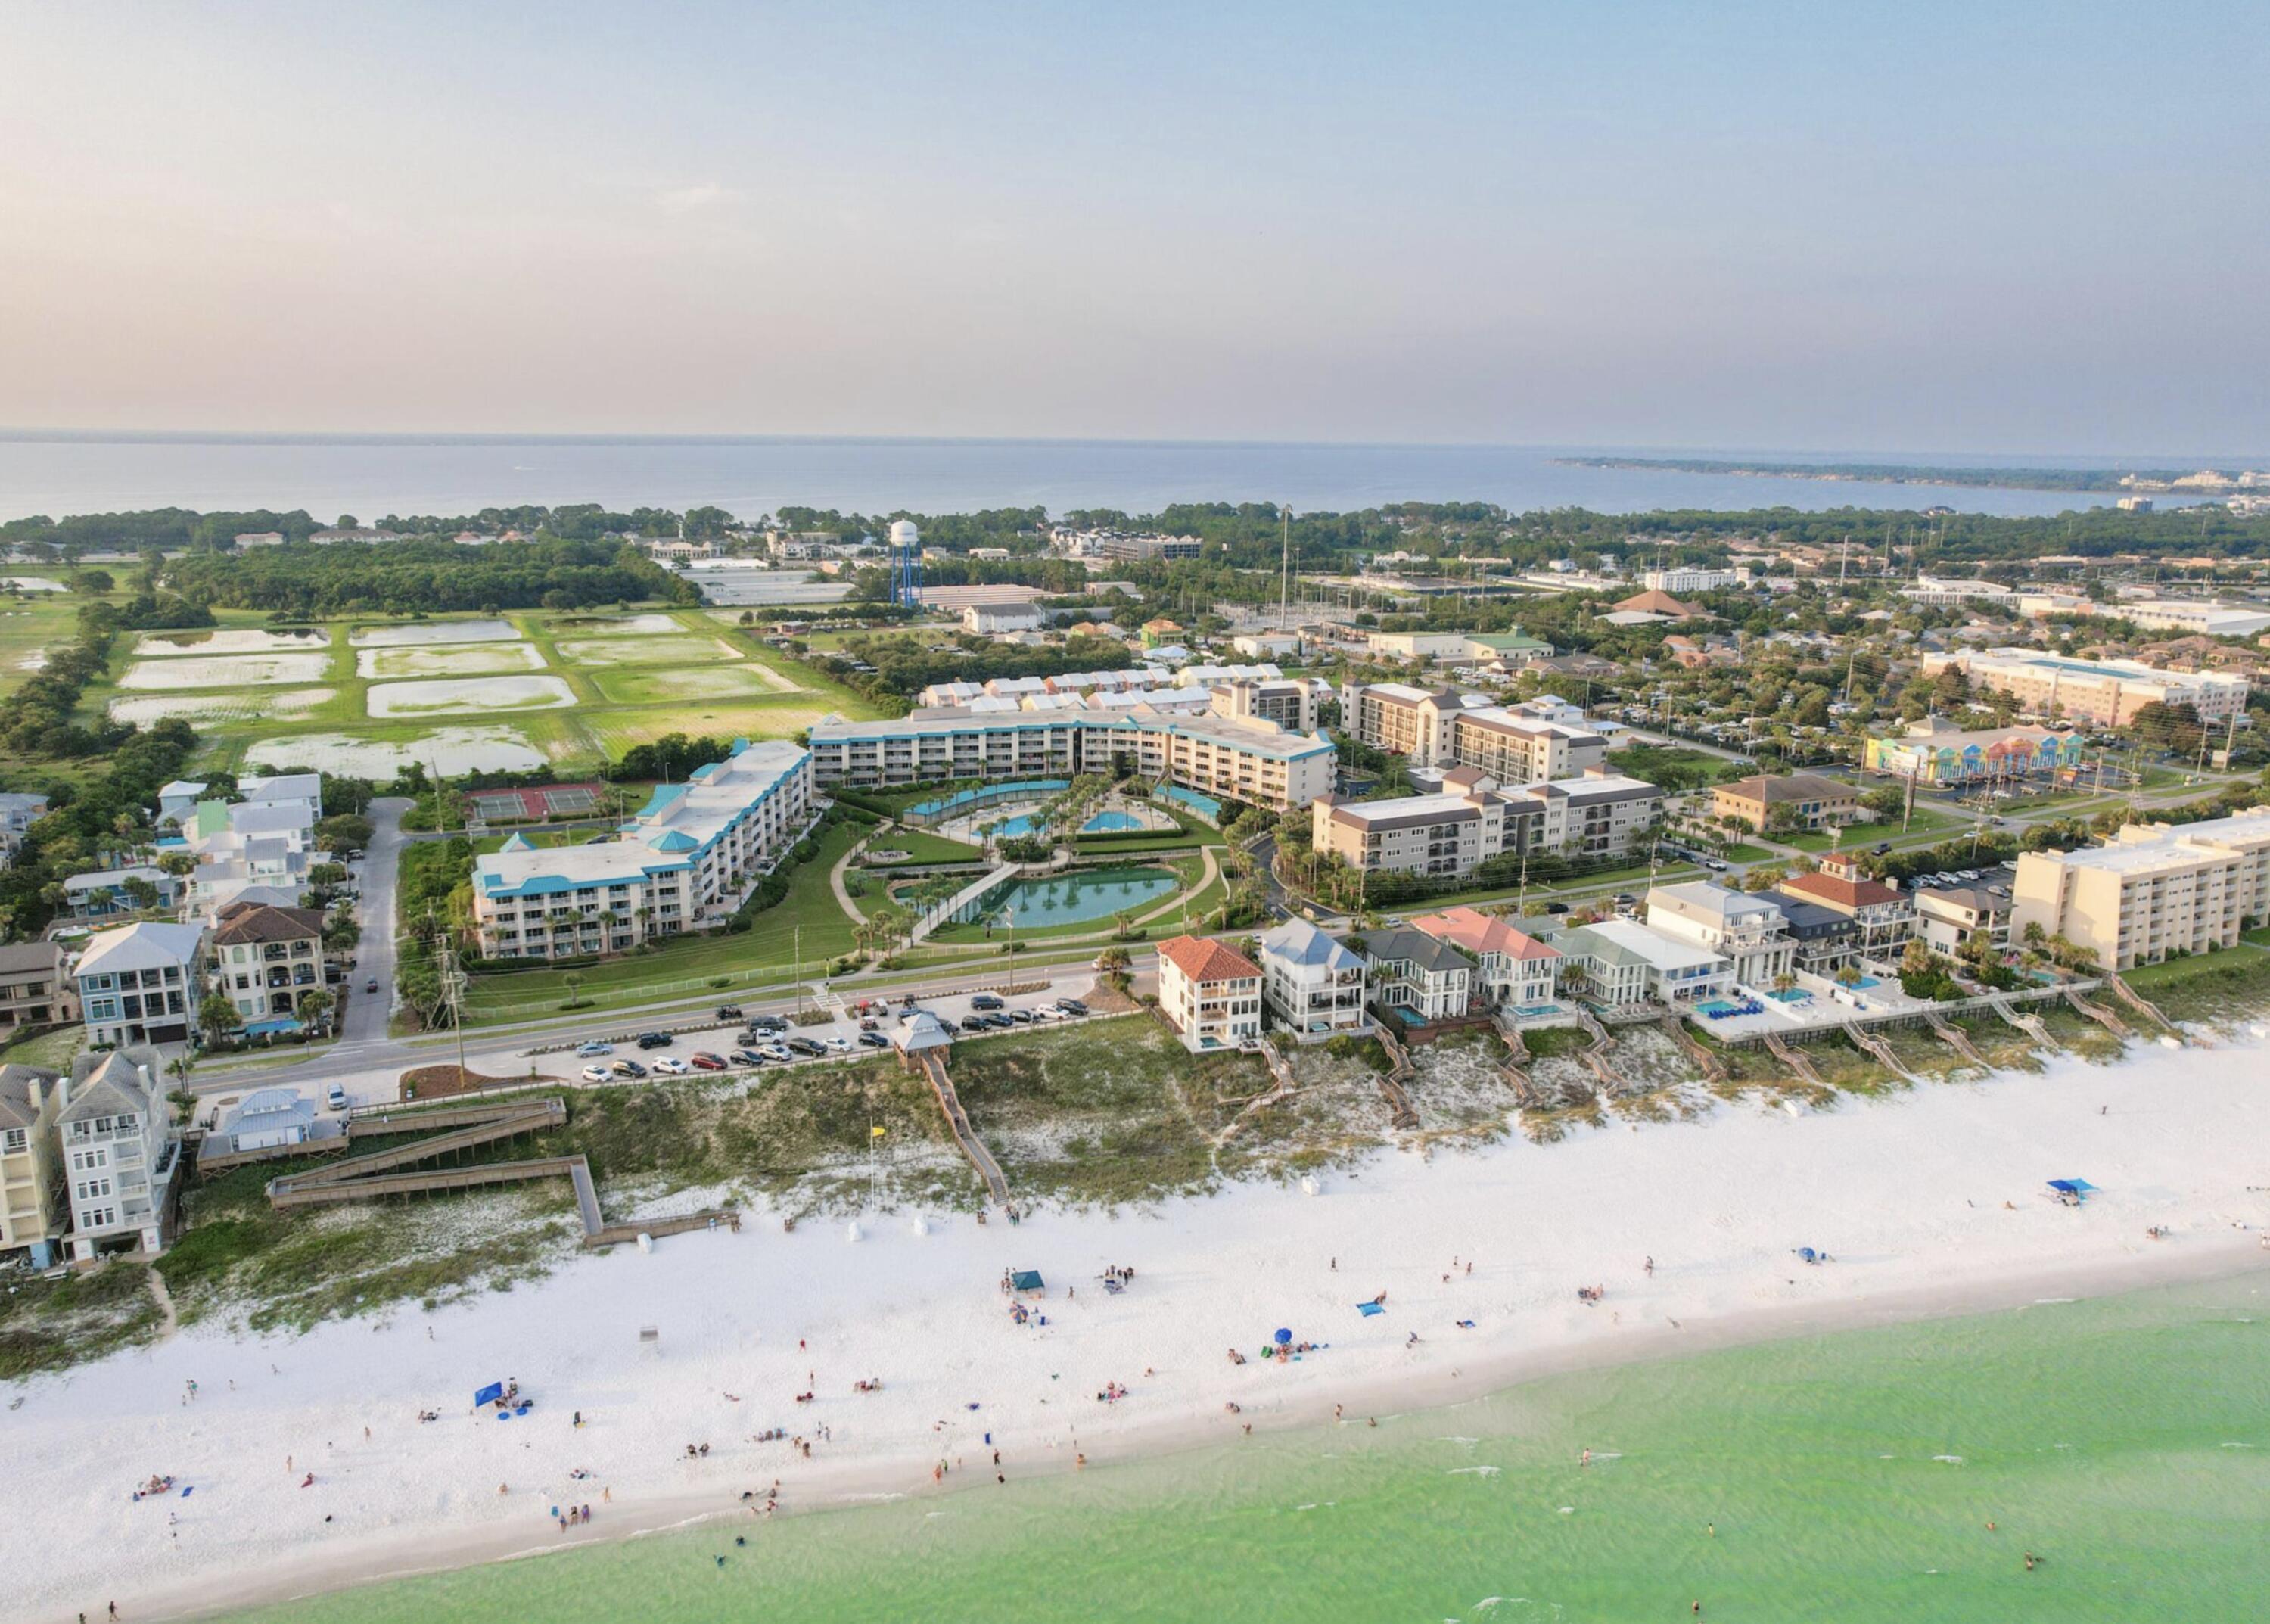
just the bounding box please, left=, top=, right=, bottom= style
left=296, top=989, right=334, bottom=1032
left=561, top=970, right=586, bottom=1010
left=198, top=990, right=240, bottom=1039
left=75, top=568, right=115, bottom=596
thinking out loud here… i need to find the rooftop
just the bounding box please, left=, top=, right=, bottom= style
left=1158, top=935, right=1262, bottom=985
left=1407, top=905, right=1560, bottom=962
left=1551, top=917, right=1724, bottom=972
left=1258, top=917, right=1366, bottom=973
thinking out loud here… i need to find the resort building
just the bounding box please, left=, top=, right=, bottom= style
left=0, top=942, right=77, bottom=1038
left=1774, top=853, right=1915, bottom=961
left=0, top=1063, right=68, bottom=1262
left=1517, top=773, right=1665, bottom=861
left=1917, top=649, right=2250, bottom=726
left=1340, top=683, right=1609, bottom=781
left=1360, top=926, right=1475, bottom=1022
left=1256, top=918, right=1372, bottom=1041
left=1864, top=719, right=2087, bottom=789
left=74, top=922, right=209, bottom=1048
left=2007, top=807, right=2270, bottom=970
left=1644, top=881, right=1796, bottom=988
left=1544, top=918, right=1732, bottom=1009
left=209, top=903, right=328, bottom=1027
left=1155, top=935, right=1264, bottom=1053
left=1407, top=907, right=1561, bottom=1008
left=1311, top=766, right=1663, bottom=877
left=58, top=1049, right=180, bottom=1261
left=1640, top=566, right=1740, bottom=593
left=1711, top=772, right=1860, bottom=833
left=472, top=739, right=813, bottom=960
left=804, top=706, right=1336, bottom=813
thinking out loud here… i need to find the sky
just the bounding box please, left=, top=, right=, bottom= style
left=2, top=2, right=2265, bottom=455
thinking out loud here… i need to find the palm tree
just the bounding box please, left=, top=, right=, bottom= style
left=1772, top=971, right=1797, bottom=996
left=561, top=969, right=586, bottom=1010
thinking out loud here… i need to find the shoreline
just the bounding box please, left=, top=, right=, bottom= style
left=11, top=1033, right=2270, bottom=1624
left=142, top=1241, right=2270, bottom=1624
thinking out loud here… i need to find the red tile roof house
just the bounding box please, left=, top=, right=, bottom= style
left=1155, top=935, right=1264, bottom=1053
left=1774, top=852, right=1916, bottom=960
left=1407, top=906, right=1563, bottom=1008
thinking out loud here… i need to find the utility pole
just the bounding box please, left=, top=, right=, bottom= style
left=1280, top=507, right=1293, bottom=632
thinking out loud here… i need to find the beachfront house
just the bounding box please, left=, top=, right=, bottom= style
left=0, top=791, right=50, bottom=860
left=1155, top=935, right=1264, bottom=1053
left=1406, top=906, right=1562, bottom=1009
left=209, top=902, right=330, bottom=1029
left=74, top=921, right=210, bottom=1048
left=1774, top=853, right=1915, bottom=960
left=58, top=1049, right=181, bottom=1260
left=0, top=941, right=78, bottom=1040
left=1359, top=926, right=1475, bottom=1024
left=1545, top=918, right=1732, bottom=1010
left=1256, top=917, right=1371, bottom=1041
left=0, top=1063, right=69, bottom=1264
left=1644, top=881, right=1796, bottom=988
left=62, top=865, right=180, bottom=919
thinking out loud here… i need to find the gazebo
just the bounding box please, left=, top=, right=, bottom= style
left=888, top=1010, right=955, bottom=1072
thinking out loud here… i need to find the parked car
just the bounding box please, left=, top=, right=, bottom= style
left=576, top=1041, right=614, bottom=1057
left=326, top=1085, right=350, bottom=1111
left=610, top=1059, right=648, bottom=1079
left=636, top=1031, right=673, bottom=1050
left=365, top=978, right=378, bottom=994
left=1009, top=1008, right=1035, bottom=1024
left=581, top=1064, right=614, bottom=1084
left=857, top=1031, right=891, bottom=1049
left=981, top=1012, right=1015, bottom=1029
left=715, top=1005, right=745, bottom=1022
left=1028, top=1005, right=1059, bottom=1022
left=1055, top=997, right=1089, bottom=1016
left=652, top=1056, right=691, bottom=1076
left=819, top=1035, right=852, bottom=1053
left=689, top=1051, right=727, bottom=1072
left=729, top=1048, right=766, bottom=1067
left=969, top=992, right=1004, bottom=1010
left=760, top=1043, right=794, bottom=1062
left=1543, top=901, right=1571, bottom=914
left=960, top=1016, right=987, bottom=1034
left=785, top=1037, right=826, bottom=1057
left=747, top=1014, right=787, bottom=1033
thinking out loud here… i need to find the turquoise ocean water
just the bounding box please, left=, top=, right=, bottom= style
left=223, top=1273, right=2269, bottom=1623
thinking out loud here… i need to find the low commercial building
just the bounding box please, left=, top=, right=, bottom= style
left=1712, top=772, right=1859, bottom=833
left=1774, top=853, right=1915, bottom=961
left=1256, top=918, right=1371, bottom=1041
left=75, top=922, right=208, bottom=1047
left=805, top=706, right=1336, bottom=813
left=2117, top=599, right=2270, bottom=638
left=1919, top=649, right=2250, bottom=726
left=1544, top=918, right=1732, bottom=1009
left=0, top=1063, right=68, bottom=1262
left=1155, top=935, right=1264, bottom=1053
left=1360, top=926, right=1475, bottom=1022
left=209, top=902, right=328, bottom=1026
left=962, top=602, right=1046, bottom=635
left=1645, top=881, right=1796, bottom=988
left=2007, top=807, right=2270, bottom=970
left=1364, top=630, right=1477, bottom=662
left=58, top=1049, right=181, bottom=1260
left=1900, top=577, right=2014, bottom=606
left=473, top=739, right=813, bottom=960
left=1864, top=720, right=2086, bottom=789
left=210, top=1087, right=317, bottom=1156
left=1407, top=907, right=1561, bottom=1007
left=1641, top=566, right=1740, bottom=594
left=0, top=942, right=77, bottom=1038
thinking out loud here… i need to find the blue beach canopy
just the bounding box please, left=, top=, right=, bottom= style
left=1356, top=1302, right=1385, bottom=1317
left=1274, top=1327, right=1292, bottom=1344
left=474, top=1380, right=505, bottom=1406
left=2048, top=1178, right=2097, bottom=1196
left=1009, top=1270, right=1045, bottom=1292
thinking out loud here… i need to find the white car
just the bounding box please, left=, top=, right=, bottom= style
left=1028, top=1005, right=1059, bottom=1022
left=652, top=1056, right=691, bottom=1076
left=581, top=1064, right=614, bottom=1084
left=761, top=1044, right=794, bottom=1062
left=819, top=1036, right=853, bottom=1053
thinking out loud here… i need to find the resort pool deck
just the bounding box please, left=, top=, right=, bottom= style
left=1081, top=810, right=1144, bottom=833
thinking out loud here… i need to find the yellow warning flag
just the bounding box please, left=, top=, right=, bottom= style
left=871, top=1125, right=887, bottom=1138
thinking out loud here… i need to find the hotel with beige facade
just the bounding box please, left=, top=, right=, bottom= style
left=1918, top=649, right=2249, bottom=727
left=2009, top=808, right=2270, bottom=970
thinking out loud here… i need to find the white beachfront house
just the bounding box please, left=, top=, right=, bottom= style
left=1156, top=935, right=1264, bottom=1053
left=1256, top=917, right=1371, bottom=1041
left=59, top=1049, right=181, bottom=1260
left=1643, top=881, right=1796, bottom=988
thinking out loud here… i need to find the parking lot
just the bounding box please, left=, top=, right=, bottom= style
left=554, top=978, right=1102, bottom=1084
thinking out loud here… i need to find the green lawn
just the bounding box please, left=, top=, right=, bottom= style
left=1720, top=842, right=1776, bottom=863
left=0, top=1024, right=86, bottom=1070
left=860, top=828, right=984, bottom=866
left=1381, top=861, right=1699, bottom=916
left=1784, top=807, right=1960, bottom=851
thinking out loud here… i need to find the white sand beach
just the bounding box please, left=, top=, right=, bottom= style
left=7, top=1037, right=2268, bottom=1624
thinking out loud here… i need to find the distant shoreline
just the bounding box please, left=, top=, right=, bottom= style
left=1554, top=455, right=2244, bottom=493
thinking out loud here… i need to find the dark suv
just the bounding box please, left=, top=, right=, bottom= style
left=636, top=1031, right=673, bottom=1050
left=715, top=1005, right=745, bottom=1022
left=969, top=992, right=1004, bottom=1011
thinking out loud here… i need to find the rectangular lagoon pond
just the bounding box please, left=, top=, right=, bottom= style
left=984, top=867, right=1177, bottom=926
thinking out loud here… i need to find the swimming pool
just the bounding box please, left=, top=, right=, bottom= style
left=1081, top=810, right=1144, bottom=834
left=983, top=867, right=1179, bottom=927
left=988, top=814, right=1040, bottom=838
left=1157, top=786, right=1222, bottom=823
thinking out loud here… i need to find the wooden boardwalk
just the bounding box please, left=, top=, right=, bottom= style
left=918, top=1049, right=1009, bottom=1203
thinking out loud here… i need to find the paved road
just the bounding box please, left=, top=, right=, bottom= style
left=337, top=797, right=412, bottom=1055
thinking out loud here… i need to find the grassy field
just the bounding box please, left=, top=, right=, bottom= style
left=1784, top=806, right=1961, bottom=851
left=0, top=1259, right=166, bottom=1380
left=0, top=1024, right=87, bottom=1070
left=0, top=587, right=92, bottom=701
left=860, top=828, right=984, bottom=866
left=2117, top=943, right=2270, bottom=1022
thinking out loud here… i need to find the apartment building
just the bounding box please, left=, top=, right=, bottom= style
left=473, top=739, right=813, bottom=960
left=1711, top=772, right=1860, bottom=833
left=1774, top=853, right=1915, bottom=962
left=1342, top=683, right=1609, bottom=781
left=1919, top=649, right=2250, bottom=726
left=0, top=1063, right=67, bottom=1262
left=58, top=1049, right=181, bottom=1261
left=1641, top=566, right=1740, bottom=593
left=74, top=922, right=209, bottom=1047
left=2007, top=807, right=2270, bottom=970
left=1645, top=881, right=1796, bottom=987
left=0, top=941, right=75, bottom=1040
left=1519, top=773, right=1664, bottom=860
left=804, top=706, right=1336, bottom=812
left=1312, top=767, right=1662, bottom=876
left=1407, top=907, right=1561, bottom=1007
left=209, top=902, right=328, bottom=1025
left=1256, top=918, right=1371, bottom=1041
left=1155, top=935, right=1264, bottom=1053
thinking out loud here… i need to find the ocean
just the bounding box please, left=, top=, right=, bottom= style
left=0, top=434, right=2223, bottom=524
left=221, top=1273, right=2269, bottom=1623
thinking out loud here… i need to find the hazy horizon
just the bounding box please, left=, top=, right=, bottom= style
left=4, top=2, right=2265, bottom=452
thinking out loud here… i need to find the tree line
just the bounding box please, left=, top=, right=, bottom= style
left=162, top=537, right=695, bottom=617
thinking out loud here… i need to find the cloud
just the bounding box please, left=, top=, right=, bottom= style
left=653, top=182, right=741, bottom=215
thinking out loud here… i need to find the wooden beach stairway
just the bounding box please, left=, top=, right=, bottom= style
left=917, top=1048, right=1009, bottom=1203
left=1572, top=1006, right=1622, bottom=1095
left=1494, top=1013, right=1538, bottom=1103
left=1216, top=1038, right=1301, bottom=1146
left=1924, top=1010, right=1987, bottom=1067
left=1840, top=1018, right=1917, bottom=1082
left=2107, top=973, right=2186, bottom=1041
left=1989, top=994, right=2056, bottom=1050
left=2063, top=985, right=2132, bottom=1039
left=1370, top=1024, right=1422, bottom=1130
left=1762, top=1030, right=1824, bottom=1088
left=1657, top=1010, right=1729, bottom=1084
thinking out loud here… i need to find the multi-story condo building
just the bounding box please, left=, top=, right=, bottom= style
left=0, top=942, right=76, bottom=1039
left=1407, top=907, right=1562, bottom=1007
left=58, top=1049, right=180, bottom=1260
left=1641, top=566, right=1740, bottom=593
left=1711, top=771, right=1860, bottom=833
left=1311, top=767, right=1662, bottom=876
left=474, top=739, right=813, bottom=960
left=1918, top=649, right=2249, bottom=726
left=1341, top=683, right=1609, bottom=782
left=804, top=705, right=1336, bottom=813
left=1257, top=918, right=1371, bottom=1041
left=1774, top=853, right=1915, bottom=961
left=1864, top=720, right=2087, bottom=789
left=209, top=903, right=328, bottom=1025
left=2007, top=807, right=2270, bottom=971
left=0, top=1062, right=68, bottom=1262
left=1645, top=881, right=1796, bottom=987
left=74, top=922, right=209, bottom=1048
left=1096, top=532, right=1201, bottom=562
left=1155, top=935, right=1264, bottom=1053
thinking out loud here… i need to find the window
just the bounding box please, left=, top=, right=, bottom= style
left=2, top=1128, right=24, bottom=1154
